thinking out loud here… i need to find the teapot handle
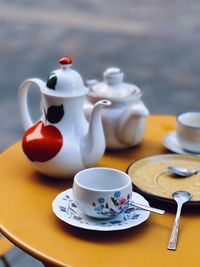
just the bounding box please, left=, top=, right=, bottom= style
left=117, top=104, right=149, bottom=145
left=18, top=78, right=45, bottom=130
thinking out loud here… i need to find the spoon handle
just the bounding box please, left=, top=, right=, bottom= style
left=167, top=202, right=183, bottom=250
left=132, top=202, right=165, bottom=214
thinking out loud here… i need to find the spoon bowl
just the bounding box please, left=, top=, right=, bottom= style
left=172, top=190, right=192, bottom=201
left=167, top=166, right=200, bottom=177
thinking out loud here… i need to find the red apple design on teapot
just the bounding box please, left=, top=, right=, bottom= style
left=22, top=105, right=64, bottom=162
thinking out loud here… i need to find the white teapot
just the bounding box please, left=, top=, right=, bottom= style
left=19, top=57, right=110, bottom=178
left=85, top=67, right=149, bottom=149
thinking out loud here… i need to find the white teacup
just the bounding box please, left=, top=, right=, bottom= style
left=72, top=167, right=132, bottom=218
left=176, top=111, right=200, bottom=153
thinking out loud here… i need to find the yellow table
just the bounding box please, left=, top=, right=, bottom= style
left=0, top=115, right=199, bottom=267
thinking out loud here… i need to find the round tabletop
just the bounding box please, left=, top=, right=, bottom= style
left=0, top=115, right=200, bottom=267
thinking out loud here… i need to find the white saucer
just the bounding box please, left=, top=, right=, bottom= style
left=52, top=189, right=150, bottom=231
left=163, top=131, right=200, bottom=157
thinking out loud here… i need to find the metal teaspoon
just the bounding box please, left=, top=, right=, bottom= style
left=132, top=202, right=165, bottom=215
left=167, top=190, right=192, bottom=251
left=167, top=166, right=200, bottom=177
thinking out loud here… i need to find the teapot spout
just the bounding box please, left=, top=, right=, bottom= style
left=82, top=99, right=111, bottom=167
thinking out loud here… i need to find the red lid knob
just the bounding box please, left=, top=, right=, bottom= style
left=59, top=57, right=73, bottom=65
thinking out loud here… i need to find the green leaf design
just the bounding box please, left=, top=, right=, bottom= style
left=69, top=207, right=76, bottom=214
left=46, top=104, right=64, bottom=124
left=46, top=72, right=57, bottom=90
left=111, top=197, right=119, bottom=207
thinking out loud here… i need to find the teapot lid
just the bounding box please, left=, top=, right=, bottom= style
left=88, top=67, right=140, bottom=99
left=44, top=57, right=88, bottom=97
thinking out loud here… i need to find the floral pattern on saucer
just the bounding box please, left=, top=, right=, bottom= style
left=52, top=189, right=150, bottom=231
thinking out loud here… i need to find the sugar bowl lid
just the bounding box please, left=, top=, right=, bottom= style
left=45, top=57, right=88, bottom=97
left=88, top=67, right=140, bottom=99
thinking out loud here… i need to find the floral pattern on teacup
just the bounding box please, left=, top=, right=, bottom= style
left=92, top=191, right=131, bottom=217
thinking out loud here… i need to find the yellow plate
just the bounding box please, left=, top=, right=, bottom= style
left=127, top=154, right=200, bottom=204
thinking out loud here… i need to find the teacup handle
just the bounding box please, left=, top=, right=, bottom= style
left=18, top=78, right=45, bottom=130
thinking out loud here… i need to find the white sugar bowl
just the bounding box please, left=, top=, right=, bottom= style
left=72, top=167, right=132, bottom=218
left=85, top=67, right=149, bottom=149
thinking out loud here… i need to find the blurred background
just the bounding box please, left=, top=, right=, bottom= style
left=1, top=0, right=200, bottom=265
left=1, top=0, right=200, bottom=153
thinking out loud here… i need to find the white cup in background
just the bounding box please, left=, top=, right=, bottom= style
left=176, top=111, right=200, bottom=153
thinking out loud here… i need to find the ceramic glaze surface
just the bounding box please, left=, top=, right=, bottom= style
left=85, top=67, right=149, bottom=149
left=22, top=120, right=63, bottom=162
left=91, top=191, right=131, bottom=217
left=45, top=56, right=88, bottom=97
left=128, top=154, right=200, bottom=203
left=72, top=167, right=132, bottom=218
left=52, top=189, right=150, bottom=231
left=19, top=57, right=110, bottom=178
left=163, top=132, right=200, bottom=156
left=176, top=112, right=200, bottom=153
left=91, top=67, right=136, bottom=98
